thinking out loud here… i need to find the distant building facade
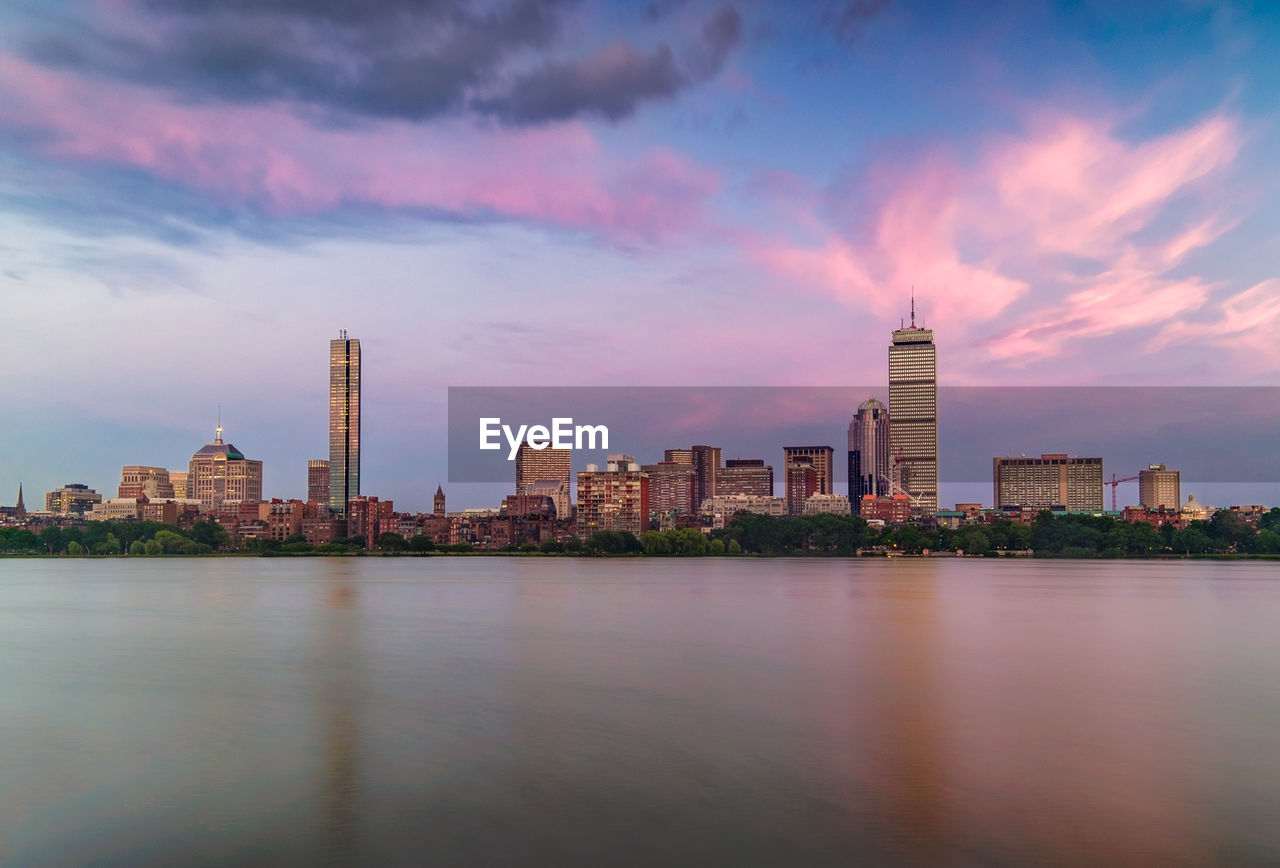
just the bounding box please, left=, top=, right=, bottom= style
left=718, top=459, right=774, bottom=498
left=576, top=455, right=649, bottom=536
left=993, top=454, right=1104, bottom=511
left=118, top=466, right=175, bottom=500
left=188, top=425, right=264, bottom=510
left=45, top=483, right=103, bottom=515
left=515, top=441, right=572, bottom=494
left=860, top=493, right=912, bottom=525
left=329, top=330, right=361, bottom=517
left=889, top=302, right=938, bottom=515
left=641, top=461, right=698, bottom=517
left=785, top=457, right=819, bottom=516
left=307, top=459, right=330, bottom=505
left=848, top=398, right=892, bottom=505
left=783, top=446, right=834, bottom=496
left=803, top=493, right=852, bottom=516
left=1139, top=464, right=1181, bottom=510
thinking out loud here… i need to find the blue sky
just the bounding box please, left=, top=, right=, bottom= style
left=1, top=0, right=1278, bottom=510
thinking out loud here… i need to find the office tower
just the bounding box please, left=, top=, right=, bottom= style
left=329, top=330, right=361, bottom=517
left=169, top=471, right=189, bottom=499
left=782, top=446, right=834, bottom=496
left=189, top=424, right=264, bottom=509
left=718, top=459, right=774, bottom=497
left=118, top=466, right=175, bottom=500
left=44, top=483, right=103, bottom=515
left=1139, top=464, right=1181, bottom=510
left=848, top=398, right=892, bottom=509
left=993, top=454, right=1103, bottom=510
left=889, top=298, right=938, bottom=515
left=641, top=461, right=698, bottom=516
left=576, top=457, right=649, bottom=535
left=785, top=456, right=818, bottom=515
left=515, top=441, right=572, bottom=494
left=434, top=484, right=446, bottom=516
left=308, top=459, right=330, bottom=505
left=690, top=445, right=721, bottom=508
left=664, top=448, right=693, bottom=465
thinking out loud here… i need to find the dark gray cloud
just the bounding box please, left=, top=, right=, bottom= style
left=819, top=0, right=889, bottom=45
left=21, top=0, right=743, bottom=125
left=478, top=5, right=741, bottom=123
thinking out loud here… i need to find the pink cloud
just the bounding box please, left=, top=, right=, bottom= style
left=1147, top=279, right=1280, bottom=358
left=0, top=54, right=719, bottom=244
left=749, top=111, right=1247, bottom=371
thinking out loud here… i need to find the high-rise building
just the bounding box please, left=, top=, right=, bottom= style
left=690, top=445, right=721, bottom=508
left=189, top=424, right=264, bottom=509
left=889, top=298, right=938, bottom=515
left=118, top=466, right=175, bottom=500
left=307, top=459, right=330, bottom=505
left=515, top=441, right=572, bottom=494
left=329, top=330, right=361, bottom=517
left=782, top=446, right=833, bottom=497
left=1139, top=464, right=1181, bottom=510
left=785, top=456, right=818, bottom=516
left=641, top=461, right=698, bottom=516
left=44, top=483, right=103, bottom=515
left=718, top=459, right=774, bottom=497
left=576, top=455, right=649, bottom=536
left=993, top=454, right=1103, bottom=511
left=664, top=448, right=694, bottom=465
left=848, top=398, right=892, bottom=507
left=169, top=471, right=189, bottom=499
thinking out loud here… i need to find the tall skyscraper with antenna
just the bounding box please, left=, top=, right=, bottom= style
left=329, top=330, right=361, bottom=517
left=888, top=293, right=938, bottom=515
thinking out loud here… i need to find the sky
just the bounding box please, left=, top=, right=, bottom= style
left=2, top=0, right=1279, bottom=512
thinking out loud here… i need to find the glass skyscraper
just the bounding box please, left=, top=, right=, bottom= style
left=329, top=331, right=360, bottom=517
left=888, top=305, right=937, bottom=515
left=848, top=397, right=892, bottom=503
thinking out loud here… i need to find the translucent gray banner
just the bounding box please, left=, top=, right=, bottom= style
left=447, top=386, right=1279, bottom=484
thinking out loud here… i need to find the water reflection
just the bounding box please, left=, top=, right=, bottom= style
left=319, top=560, right=359, bottom=865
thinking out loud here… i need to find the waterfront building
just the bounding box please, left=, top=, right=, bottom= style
left=701, top=494, right=786, bottom=528
left=307, top=459, right=330, bottom=505
left=993, top=454, right=1104, bottom=510
left=848, top=398, right=892, bottom=506
left=576, top=456, right=649, bottom=536
left=329, top=330, right=361, bottom=517
left=889, top=298, right=938, bottom=515
left=88, top=497, right=143, bottom=522
left=785, top=456, right=819, bottom=516
left=641, top=461, right=698, bottom=517
left=803, top=493, right=852, bottom=516
left=860, top=493, right=912, bottom=525
left=515, top=440, right=572, bottom=495
left=44, top=483, right=103, bottom=515
left=718, top=459, right=774, bottom=498
left=118, top=466, right=175, bottom=500
left=188, top=424, right=264, bottom=510
left=1139, top=464, right=1181, bottom=510
left=783, top=446, right=834, bottom=496
left=346, top=495, right=393, bottom=547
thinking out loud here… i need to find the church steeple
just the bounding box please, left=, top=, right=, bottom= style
left=15, top=483, right=25, bottom=518
left=434, top=484, right=446, bottom=516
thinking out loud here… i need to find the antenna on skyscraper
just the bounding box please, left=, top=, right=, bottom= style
left=910, top=286, right=916, bottom=329
left=216, top=404, right=222, bottom=443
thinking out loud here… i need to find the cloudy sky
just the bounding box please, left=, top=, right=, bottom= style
left=2, top=0, right=1278, bottom=511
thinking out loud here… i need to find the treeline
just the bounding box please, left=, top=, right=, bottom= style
left=4, top=509, right=1279, bottom=558
left=0, top=520, right=231, bottom=555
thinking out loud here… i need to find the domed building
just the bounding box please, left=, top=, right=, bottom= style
left=1180, top=493, right=1208, bottom=523
left=188, top=425, right=263, bottom=510
left=848, top=397, right=892, bottom=502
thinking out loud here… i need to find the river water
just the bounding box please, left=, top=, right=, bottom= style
left=2, top=556, right=1279, bottom=865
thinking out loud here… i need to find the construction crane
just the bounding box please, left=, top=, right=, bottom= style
left=1107, top=473, right=1140, bottom=511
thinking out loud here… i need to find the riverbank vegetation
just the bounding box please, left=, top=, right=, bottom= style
left=2, top=509, right=1278, bottom=558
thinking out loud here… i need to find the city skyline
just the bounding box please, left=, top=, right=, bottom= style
left=2, top=2, right=1280, bottom=510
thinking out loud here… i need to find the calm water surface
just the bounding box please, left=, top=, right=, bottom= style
left=2, top=557, right=1280, bottom=865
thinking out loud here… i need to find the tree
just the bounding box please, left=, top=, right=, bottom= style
left=640, top=531, right=671, bottom=556
left=154, top=530, right=186, bottom=554
left=189, top=521, right=229, bottom=551
left=408, top=534, right=436, bottom=553
left=128, top=540, right=146, bottom=556
left=377, top=532, right=409, bottom=552
left=954, top=526, right=989, bottom=555
left=539, top=539, right=563, bottom=554
left=67, top=540, right=84, bottom=555
left=39, top=526, right=63, bottom=554
left=144, top=539, right=163, bottom=555
left=708, top=538, right=726, bottom=555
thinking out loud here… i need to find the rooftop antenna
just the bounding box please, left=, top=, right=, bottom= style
left=910, top=286, right=916, bottom=329
left=216, top=405, right=223, bottom=443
